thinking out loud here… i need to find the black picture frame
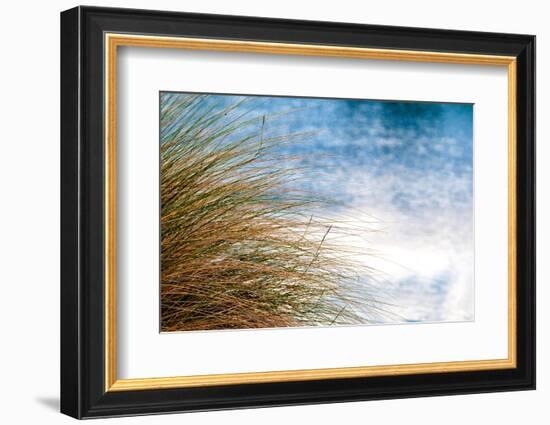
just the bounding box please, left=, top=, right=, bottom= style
left=61, top=5, right=535, bottom=419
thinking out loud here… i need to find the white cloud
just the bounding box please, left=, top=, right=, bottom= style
left=317, top=166, right=474, bottom=324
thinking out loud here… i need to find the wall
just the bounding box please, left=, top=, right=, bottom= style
left=0, top=1, right=544, bottom=424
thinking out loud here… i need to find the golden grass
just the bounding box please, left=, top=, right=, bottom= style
left=160, top=93, right=379, bottom=332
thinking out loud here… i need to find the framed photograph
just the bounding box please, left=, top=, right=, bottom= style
left=60, top=6, right=535, bottom=419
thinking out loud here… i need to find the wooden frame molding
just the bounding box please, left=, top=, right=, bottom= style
left=104, top=33, right=518, bottom=392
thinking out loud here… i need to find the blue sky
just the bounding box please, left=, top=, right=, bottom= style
left=164, top=92, right=474, bottom=324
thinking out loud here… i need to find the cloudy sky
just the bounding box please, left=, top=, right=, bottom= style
left=168, top=92, right=474, bottom=324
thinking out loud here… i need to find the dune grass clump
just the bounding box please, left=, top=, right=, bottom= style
left=160, top=93, right=377, bottom=332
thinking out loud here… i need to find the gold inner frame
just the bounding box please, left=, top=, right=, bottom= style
left=104, top=33, right=517, bottom=392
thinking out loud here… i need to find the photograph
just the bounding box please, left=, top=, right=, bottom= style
left=57, top=5, right=535, bottom=419
left=160, top=92, right=474, bottom=332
